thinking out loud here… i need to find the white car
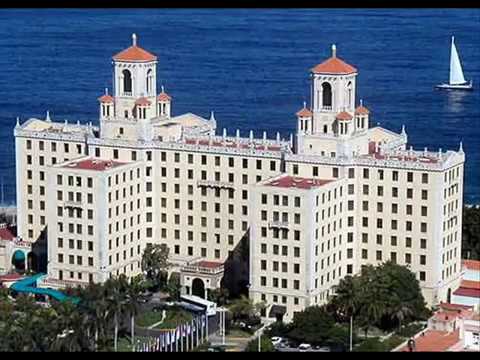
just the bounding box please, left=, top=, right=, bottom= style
left=298, top=343, right=312, bottom=352
left=271, top=337, right=283, bottom=346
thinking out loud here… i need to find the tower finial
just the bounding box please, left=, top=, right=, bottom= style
left=161, top=85, right=165, bottom=93
left=332, top=44, right=337, bottom=58
left=459, top=141, right=463, bottom=153
left=210, top=111, right=215, bottom=122
left=452, top=35, right=455, bottom=44
left=46, top=110, right=51, bottom=122
left=401, top=124, right=406, bottom=135
left=16, top=117, right=20, bottom=127
left=105, top=87, right=108, bottom=95
left=303, top=101, right=307, bottom=109
left=360, top=99, right=363, bottom=107
left=132, top=33, right=137, bottom=46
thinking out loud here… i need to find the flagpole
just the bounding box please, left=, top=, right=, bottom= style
left=181, top=325, right=184, bottom=352
left=196, top=317, right=199, bottom=347
left=191, top=319, right=194, bottom=350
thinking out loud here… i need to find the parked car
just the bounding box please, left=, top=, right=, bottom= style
left=271, top=337, right=283, bottom=346
left=298, top=343, right=312, bottom=352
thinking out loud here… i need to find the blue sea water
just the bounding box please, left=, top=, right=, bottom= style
left=0, top=9, right=479, bottom=204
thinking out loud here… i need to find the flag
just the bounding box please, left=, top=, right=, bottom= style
left=157, top=337, right=160, bottom=351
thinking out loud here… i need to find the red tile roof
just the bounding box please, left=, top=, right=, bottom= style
left=460, top=280, right=480, bottom=290
left=98, top=94, right=114, bottom=103
left=439, top=302, right=473, bottom=311
left=311, top=56, right=357, bottom=75
left=196, top=261, right=223, bottom=269
left=62, top=159, right=126, bottom=171
left=398, top=329, right=460, bottom=352
left=265, top=176, right=332, bottom=190
left=296, top=107, right=313, bottom=117
left=113, top=45, right=157, bottom=62
left=158, top=92, right=171, bottom=102
left=0, top=225, right=15, bottom=241
left=463, top=259, right=480, bottom=271
left=355, top=105, right=369, bottom=115
left=135, top=97, right=151, bottom=106
left=453, top=287, right=480, bottom=299
left=0, top=273, right=24, bottom=282
left=336, top=111, right=353, bottom=121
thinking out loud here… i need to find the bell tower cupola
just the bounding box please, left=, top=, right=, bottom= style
left=112, top=34, right=158, bottom=119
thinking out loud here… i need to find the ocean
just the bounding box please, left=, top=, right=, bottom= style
left=0, top=8, right=479, bottom=204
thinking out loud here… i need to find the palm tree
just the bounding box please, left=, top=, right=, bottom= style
left=390, top=302, right=414, bottom=331
left=125, top=275, right=146, bottom=349
left=332, top=275, right=359, bottom=350
left=105, top=275, right=129, bottom=352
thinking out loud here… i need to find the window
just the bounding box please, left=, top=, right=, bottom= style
left=422, top=173, right=429, bottom=184
left=322, top=82, right=332, bottom=107
left=363, top=168, right=369, bottom=179
left=407, top=172, right=413, bottom=182
left=122, top=69, right=132, bottom=93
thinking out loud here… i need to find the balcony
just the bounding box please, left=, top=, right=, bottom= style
left=197, top=180, right=235, bottom=190
left=322, top=106, right=332, bottom=111
left=268, top=221, right=290, bottom=229
left=63, top=200, right=82, bottom=208
left=181, top=261, right=224, bottom=276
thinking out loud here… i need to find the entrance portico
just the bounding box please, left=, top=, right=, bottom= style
left=180, top=260, right=224, bottom=299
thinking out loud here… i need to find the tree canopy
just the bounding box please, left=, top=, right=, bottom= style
left=331, top=261, right=429, bottom=334
left=141, top=243, right=170, bottom=288
left=462, top=206, right=480, bottom=260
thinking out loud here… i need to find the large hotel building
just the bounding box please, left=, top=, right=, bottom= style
left=11, top=35, right=464, bottom=321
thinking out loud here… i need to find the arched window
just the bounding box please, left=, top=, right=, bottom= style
left=123, top=69, right=132, bottom=94
left=346, top=81, right=352, bottom=108
left=322, top=82, right=332, bottom=108
left=323, top=125, right=328, bottom=134
left=146, top=69, right=152, bottom=94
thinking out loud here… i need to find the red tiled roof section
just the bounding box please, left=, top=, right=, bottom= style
left=398, top=330, right=460, bottom=352
left=265, top=176, right=332, bottom=190
left=135, top=97, right=151, bottom=106
left=453, top=287, right=480, bottom=298
left=336, top=111, right=353, bottom=121
left=355, top=105, right=369, bottom=115
left=62, top=159, right=126, bottom=171
left=0, top=273, right=24, bottom=282
left=0, top=225, right=15, bottom=241
left=439, top=302, right=473, bottom=311
left=296, top=107, right=313, bottom=117
left=463, top=259, right=480, bottom=271
left=460, top=280, right=480, bottom=290
left=196, top=261, right=223, bottom=269
left=158, top=92, right=171, bottom=102
left=311, top=56, right=357, bottom=75
left=98, top=94, right=114, bottom=103
left=113, top=45, right=157, bottom=62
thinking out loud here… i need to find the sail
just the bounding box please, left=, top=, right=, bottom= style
left=449, top=36, right=466, bottom=85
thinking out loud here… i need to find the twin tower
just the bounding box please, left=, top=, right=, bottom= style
left=98, top=33, right=171, bottom=123
left=98, top=35, right=370, bottom=151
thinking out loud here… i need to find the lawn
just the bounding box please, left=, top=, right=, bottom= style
left=136, top=309, right=165, bottom=328
left=226, top=329, right=252, bottom=338
left=154, top=307, right=193, bottom=329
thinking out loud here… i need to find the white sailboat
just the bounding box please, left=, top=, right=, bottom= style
left=436, top=36, right=473, bottom=91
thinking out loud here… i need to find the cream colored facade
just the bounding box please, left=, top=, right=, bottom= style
left=45, top=157, right=145, bottom=284
left=13, top=36, right=464, bottom=319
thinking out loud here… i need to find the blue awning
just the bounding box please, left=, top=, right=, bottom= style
left=13, top=250, right=25, bottom=261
